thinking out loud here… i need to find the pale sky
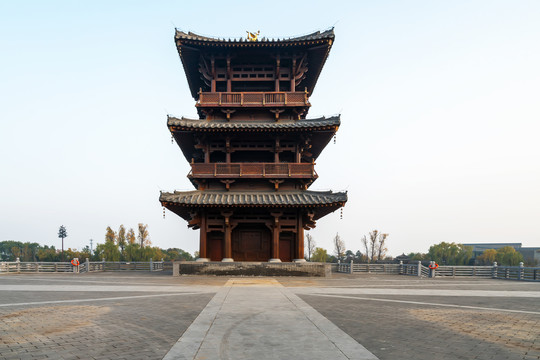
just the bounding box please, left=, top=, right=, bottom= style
left=1, top=0, right=539, bottom=257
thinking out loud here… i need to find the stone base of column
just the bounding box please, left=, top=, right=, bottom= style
left=268, top=258, right=282, bottom=263
left=196, top=258, right=210, bottom=262
left=293, top=259, right=306, bottom=263
left=221, top=258, right=234, bottom=262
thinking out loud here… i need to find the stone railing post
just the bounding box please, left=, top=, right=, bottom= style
left=350, top=260, right=354, bottom=274
left=492, top=262, right=498, bottom=278
left=16, top=257, right=20, bottom=273
left=150, top=258, right=153, bottom=272
left=85, top=258, right=90, bottom=272
left=102, top=258, right=105, bottom=271
left=417, top=261, right=422, bottom=277
left=399, top=260, right=403, bottom=274
left=429, top=261, right=434, bottom=278
left=518, top=262, right=524, bottom=280
left=172, top=261, right=180, bottom=277
left=35, top=261, right=39, bottom=273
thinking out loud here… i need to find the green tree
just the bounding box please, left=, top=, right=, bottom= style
left=117, top=225, right=127, bottom=257
left=164, top=248, right=193, bottom=261
left=427, top=242, right=473, bottom=265
left=408, top=252, right=426, bottom=261
left=58, top=225, right=68, bottom=262
left=105, top=226, right=116, bottom=244
left=476, top=249, right=497, bottom=265
left=495, top=246, right=523, bottom=266
left=311, top=247, right=328, bottom=262
left=126, top=228, right=136, bottom=244
left=100, top=226, right=121, bottom=261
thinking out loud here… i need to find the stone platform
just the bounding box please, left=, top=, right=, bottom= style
left=1, top=273, right=540, bottom=359
left=173, top=261, right=331, bottom=277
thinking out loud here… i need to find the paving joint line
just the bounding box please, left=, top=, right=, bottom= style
left=307, top=293, right=540, bottom=315
left=0, top=292, right=205, bottom=307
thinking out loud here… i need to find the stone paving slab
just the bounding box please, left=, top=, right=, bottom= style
left=1, top=273, right=540, bottom=359
left=297, top=287, right=540, bottom=360
left=164, top=278, right=377, bottom=360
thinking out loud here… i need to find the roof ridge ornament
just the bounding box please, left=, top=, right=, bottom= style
left=246, top=30, right=260, bottom=42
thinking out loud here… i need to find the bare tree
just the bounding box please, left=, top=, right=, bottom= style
left=362, top=230, right=389, bottom=262
left=361, top=235, right=369, bottom=262
left=333, top=233, right=345, bottom=261
left=376, top=233, right=389, bottom=260
left=137, top=223, right=150, bottom=248
left=305, top=233, right=316, bottom=261
left=369, top=230, right=378, bottom=263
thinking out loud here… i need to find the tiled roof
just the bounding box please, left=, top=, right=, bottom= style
left=168, top=115, right=340, bottom=131
left=160, top=190, right=347, bottom=207
left=175, top=29, right=335, bottom=44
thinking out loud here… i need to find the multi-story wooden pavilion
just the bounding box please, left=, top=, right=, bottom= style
left=160, top=29, right=347, bottom=262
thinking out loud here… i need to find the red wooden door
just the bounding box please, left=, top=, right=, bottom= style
left=232, top=225, right=271, bottom=261
left=279, top=232, right=293, bottom=262
left=208, top=233, right=223, bottom=261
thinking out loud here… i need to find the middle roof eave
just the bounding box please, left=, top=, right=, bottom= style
left=167, top=115, right=340, bottom=131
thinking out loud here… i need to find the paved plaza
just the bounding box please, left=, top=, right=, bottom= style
left=0, top=272, right=539, bottom=359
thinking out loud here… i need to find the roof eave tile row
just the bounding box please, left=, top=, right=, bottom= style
left=174, top=29, right=335, bottom=45
left=159, top=190, right=347, bottom=207
left=167, top=115, right=340, bottom=132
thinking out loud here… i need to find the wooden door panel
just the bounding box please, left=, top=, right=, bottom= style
left=232, top=226, right=270, bottom=261
left=208, top=233, right=223, bottom=261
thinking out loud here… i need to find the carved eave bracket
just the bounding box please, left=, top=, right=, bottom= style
left=303, top=211, right=316, bottom=230
left=270, top=109, right=285, bottom=121
left=220, top=179, right=235, bottom=191
left=188, top=212, right=201, bottom=230
left=221, top=109, right=236, bottom=121
left=269, top=179, right=284, bottom=191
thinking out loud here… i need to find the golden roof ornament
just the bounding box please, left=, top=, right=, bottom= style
left=246, top=30, right=260, bottom=42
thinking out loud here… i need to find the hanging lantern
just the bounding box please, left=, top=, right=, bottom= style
left=163, top=207, right=166, bottom=219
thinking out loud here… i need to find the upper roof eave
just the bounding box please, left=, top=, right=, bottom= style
left=174, top=28, right=335, bottom=46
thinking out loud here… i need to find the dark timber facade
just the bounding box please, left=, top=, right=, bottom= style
left=160, top=29, right=347, bottom=262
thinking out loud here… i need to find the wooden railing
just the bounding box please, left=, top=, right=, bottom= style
left=189, top=163, right=317, bottom=178
left=197, top=92, right=310, bottom=107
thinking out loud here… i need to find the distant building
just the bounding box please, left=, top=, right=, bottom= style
left=463, top=243, right=540, bottom=265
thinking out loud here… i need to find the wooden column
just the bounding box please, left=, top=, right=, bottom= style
left=269, top=212, right=282, bottom=262
left=225, top=137, right=231, bottom=163
left=204, top=144, right=210, bottom=163
left=199, top=213, right=207, bottom=259
left=296, top=212, right=304, bottom=260
left=291, top=56, right=296, bottom=92
left=274, top=137, right=280, bottom=163
left=211, top=56, right=216, bottom=92
left=275, top=55, right=280, bottom=92
left=222, top=211, right=233, bottom=262
left=226, top=55, right=232, bottom=92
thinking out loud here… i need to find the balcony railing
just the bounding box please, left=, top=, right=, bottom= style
left=189, top=163, right=317, bottom=178
left=196, top=92, right=310, bottom=107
